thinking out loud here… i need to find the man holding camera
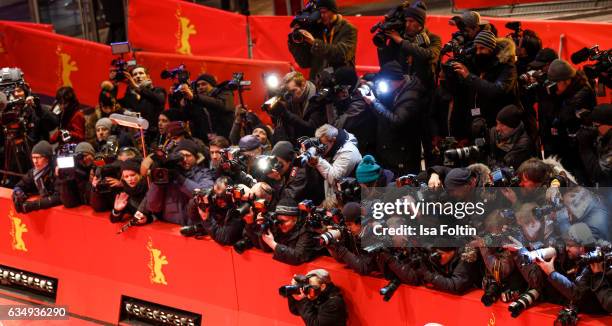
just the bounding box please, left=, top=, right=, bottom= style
left=286, top=269, right=347, bottom=326
left=117, top=66, right=166, bottom=141
left=12, top=140, right=61, bottom=213
left=144, top=139, right=215, bottom=225
left=56, top=142, right=97, bottom=208
left=488, top=104, right=537, bottom=169
left=179, top=73, right=235, bottom=141
left=576, top=104, right=612, bottom=186
left=362, top=61, right=425, bottom=176
left=288, top=0, right=357, bottom=81
left=306, top=124, right=361, bottom=199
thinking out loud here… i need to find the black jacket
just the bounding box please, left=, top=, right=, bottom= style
left=331, top=95, right=377, bottom=155
left=119, top=85, right=166, bottom=141
left=488, top=123, right=536, bottom=169
left=577, top=128, right=612, bottom=186
left=288, top=16, right=357, bottom=80
left=422, top=248, right=481, bottom=295
left=288, top=283, right=347, bottom=326
left=202, top=207, right=245, bottom=246
left=56, top=163, right=93, bottom=208
left=193, top=88, right=235, bottom=139
left=271, top=222, right=320, bottom=265
left=327, top=233, right=378, bottom=276
left=371, top=76, right=425, bottom=175
left=108, top=178, right=148, bottom=223
left=13, top=165, right=61, bottom=211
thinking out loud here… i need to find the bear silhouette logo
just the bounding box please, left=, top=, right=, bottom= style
left=147, top=238, right=168, bottom=285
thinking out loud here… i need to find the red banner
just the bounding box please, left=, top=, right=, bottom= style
left=454, top=0, right=558, bottom=9
left=0, top=20, right=54, bottom=33
left=0, top=188, right=610, bottom=325
left=128, top=0, right=248, bottom=58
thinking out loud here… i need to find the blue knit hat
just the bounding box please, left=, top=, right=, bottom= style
left=356, top=155, right=381, bottom=184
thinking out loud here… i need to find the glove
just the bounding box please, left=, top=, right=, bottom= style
left=12, top=190, right=26, bottom=212
left=21, top=200, right=41, bottom=214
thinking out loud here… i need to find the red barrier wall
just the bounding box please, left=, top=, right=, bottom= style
left=128, top=0, right=248, bottom=58
left=455, top=0, right=558, bottom=9
left=0, top=21, right=54, bottom=33
left=249, top=15, right=612, bottom=68
left=0, top=188, right=610, bottom=325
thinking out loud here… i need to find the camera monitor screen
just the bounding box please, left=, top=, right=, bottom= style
left=57, top=156, right=75, bottom=169
left=111, top=42, right=130, bottom=55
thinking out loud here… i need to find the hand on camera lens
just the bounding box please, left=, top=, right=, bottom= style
left=384, top=30, right=403, bottom=44
left=452, top=62, right=469, bottom=78
left=106, top=177, right=123, bottom=188
left=299, top=30, right=315, bottom=44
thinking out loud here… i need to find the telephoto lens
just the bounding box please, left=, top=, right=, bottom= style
left=180, top=223, right=207, bottom=237
left=379, top=278, right=401, bottom=302
left=481, top=281, right=502, bottom=307
left=508, top=289, right=540, bottom=317
left=519, top=247, right=556, bottom=265
left=319, top=229, right=342, bottom=246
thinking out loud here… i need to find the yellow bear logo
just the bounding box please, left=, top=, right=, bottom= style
left=56, top=46, right=78, bottom=87
left=147, top=238, right=168, bottom=285
left=175, top=8, right=197, bottom=55
left=9, top=210, right=28, bottom=252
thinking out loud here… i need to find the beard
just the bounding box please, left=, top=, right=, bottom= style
left=474, top=54, right=496, bottom=70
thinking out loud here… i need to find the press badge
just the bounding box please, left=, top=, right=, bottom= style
left=551, top=128, right=558, bottom=136
left=471, top=107, right=481, bottom=116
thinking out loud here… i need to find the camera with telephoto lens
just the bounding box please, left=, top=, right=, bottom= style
left=481, top=278, right=503, bottom=306
left=161, top=64, right=191, bottom=104
left=289, top=0, right=320, bottom=43
left=254, top=155, right=283, bottom=176
left=180, top=223, right=207, bottom=237
left=94, top=163, right=121, bottom=194
left=554, top=305, right=579, bottom=326
left=279, top=274, right=320, bottom=297
left=335, top=177, right=361, bottom=204
left=578, top=245, right=612, bottom=266
left=109, top=42, right=135, bottom=83
left=297, top=136, right=327, bottom=166
left=490, top=167, right=520, bottom=187
left=298, top=199, right=341, bottom=230
left=441, top=31, right=468, bottom=55
left=261, top=91, right=292, bottom=113
left=0, top=67, right=28, bottom=113
left=519, top=247, right=557, bottom=266
left=571, top=45, right=611, bottom=89
left=219, top=146, right=245, bottom=173
left=379, top=278, right=401, bottom=302
left=224, top=72, right=252, bottom=92
left=370, top=5, right=406, bottom=48
left=508, top=289, right=540, bottom=317
left=150, top=147, right=182, bottom=185
left=444, top=137, right=486, bottom=166
left=519, top=69, right=546, bottom=91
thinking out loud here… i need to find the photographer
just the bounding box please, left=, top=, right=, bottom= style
left=307, top=124, right=361, bottom=199
left=576, top=104, right=612, bottom=186
left=56, top=142, right=97, bottom=208
left=208, top=136, right=230, bottom=173
left=12, top=141, right=61, bottom=213
left=562, top=187, right=610, bottom=242
left=362, top=61, right=425, bottom=176
left=286, top=269, right=347, bottom=326
left=261, top=197, right=322, bottom=265
left=355, top=155, right=394, bottom=204
left=326, top=202, right=379, bottom=275
left=109, top=159, right=148, bottom=224
left=449, top=30, right=523, bottom=141
left=49, top=86, right=86, bottom=144
left=545, top=59, right=596, bottom=184
left=117, top=66, right=166, bottom=141
left=230, top=105, right=273, bottom=152
left=268, top=71, right=324, bottom=143
left=93, top=118, right=115, bottom=150
left=420, top=246, right=481, bottom=295
left=378, top=3, right=441, bottom=90
left=179, top=73, right=235, bottom=140
left=535, top=223, right=611, bottom=314
left=144, top=139, right=215, bottom=225
left=8, top=82, right=57, bottom=145
left=488, top=104, right=537, bottom=169
left=288, top=0, right=357, bottom=80
left=328, top=67, right=376, bottom=154
left=450, top=11, right=496, bottom=46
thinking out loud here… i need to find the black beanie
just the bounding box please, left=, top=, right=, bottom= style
left=317, top=0, right=338, bottom=12
left=342, top=202, right=362, bottom=224
left=334, top=67, right=358, bottom=92
left=120, top=158, right=141, bottom=173
left=195, top=74, right=217, bottom=87
left=163, top=108, right=186, bottom=122
left=496, top=105, right=522, bottom=129
left=403, top=7, right=426, bottom=27
left=378, top=61, right=405, bottom=81
left=32, top=140, right=53, bottom=159
left=276, top=197, right=300, bottom=216
left=444, top=168, right=473, bottom=191
left=174, top=139, right=200, bottom=157
left=590, top=104, right=612, bottom=126
left=271, top=141, right=295, bottom=162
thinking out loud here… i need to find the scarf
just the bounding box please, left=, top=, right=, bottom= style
left=33, top=164, right=51, bottom=197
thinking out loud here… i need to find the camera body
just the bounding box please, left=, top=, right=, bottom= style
left=570, top=45, right=611, bottom=88
left=444, top=137, right=486, bottom=167
left=161, top=64, right=191, bottom=104
left=578, top=245, right=612, bottom=266
left=335, top=177, right=361, bottom=204
left=490, top=167, right=520, bottom=187
left=150, top=147, right=182, bottom=185
left=370, top=5, right=406, bottom=48
left=219, top=147, right=245, bottom=173
left=297, top=136, right=327, bottom=166
left=289, top=1, right=321, bottom=43
left=519, top=69, right=546, bottom=91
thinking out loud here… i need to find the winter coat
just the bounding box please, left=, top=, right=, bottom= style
left=271, top=222, right=320, bottom=265
left=119, top=85, right=166, bottom=140
left=331, top=95, right=377, bottom=154
left=192, top=88, right=235, bottom=139
left=488, top=123, right=537, bottom=169
left=288, top=15, right=357, bottom=80
left=13, top=165, right=61, bottom=210
left=371, top=75, right=425, bottom=175
left=288, top=283, right=347, bottom=326
left=50, top=103, right=86, bottom=143
left=315, top=130, right=362, bottom=199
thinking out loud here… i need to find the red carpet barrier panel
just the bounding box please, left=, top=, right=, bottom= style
left=128, top=0, right=248, bottom=58
left=0, top=21, right=54, bottom=33
left=249, top=15, right=612, bottom=68
left=0, top=188, right=610, bottom=325
left=454, top=0, right=558, bottom=10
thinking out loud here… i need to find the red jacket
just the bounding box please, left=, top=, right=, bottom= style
left=50, top=105, right=86, bottom=143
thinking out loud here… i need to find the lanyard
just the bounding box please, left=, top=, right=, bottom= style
left=323, top=26, right=335, bottom=44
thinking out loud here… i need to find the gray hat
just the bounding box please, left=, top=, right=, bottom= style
left=32, top=140, right=53, bottom=158
left=306, top=269, right=331, bottom=284
left=239, top=135, right=262, bottom=152
left=564, top=223, right=596, bottom=246
left=547, top=59, right=576, bottom=82
left=75, top=142, right=95, bottom=156
left=271, top=141, right=295, bottom=162
left=474, top=30, right=496, bottom=51
left=452, top=11, right=482, bottom=29
left=95, top=117, right=112, bottom=130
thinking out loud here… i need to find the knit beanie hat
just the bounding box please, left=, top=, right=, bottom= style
left=75, top=142, right=96, bottom=156
left=496, top=105, right=522, bottom=129
left=444, top=168, right=473, bottom=191
left=95, top=117, right=113, bottom=130
left=356, top=155, right=381, bottom=184
left=275, top=197, right=300, bottom=216
left=174, top=139, right=200, bottom=157
left=564, top=223, right=596, bottom=247
left=547, top=59, right=576, bottom=82
left=474, top=30, right=497, bottom=51
left=31, top=140, right=53, bottom=159
left=334, top=67, right=359, bottom=92
left=166, top=121, right=187, bottom=138
left=378, top=61, right=405, bottom=81
left=162, top=107, right=186, bottom=122
left=195, top=74, right=217, bottom=87
left=271, top=141, right=295, bottom=162
left=316, top=0, right=338, bottom=13
left=404, top=7, right=426, bottom=27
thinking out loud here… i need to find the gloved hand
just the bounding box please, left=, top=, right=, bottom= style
left=21, top=200, right=41, bottom=214
left=12, top=189, right=27, bottom=213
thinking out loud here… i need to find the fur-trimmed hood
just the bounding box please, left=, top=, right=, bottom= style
left=496, top=37, right=517, bottom=64
left=542, top=156, right=577, bottom=184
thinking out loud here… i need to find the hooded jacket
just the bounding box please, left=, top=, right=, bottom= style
left=315, top=130, right=362, bottom=199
